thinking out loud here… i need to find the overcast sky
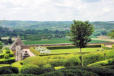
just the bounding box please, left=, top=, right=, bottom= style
left=0, top=0, right=114, bottom=21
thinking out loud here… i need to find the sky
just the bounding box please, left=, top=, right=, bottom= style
left=0, top=0, right=114, bottom=21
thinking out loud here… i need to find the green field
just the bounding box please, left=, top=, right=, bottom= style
left=23, top=38, right=110, bottom=45
left=51, top=47, right=101, bottom=54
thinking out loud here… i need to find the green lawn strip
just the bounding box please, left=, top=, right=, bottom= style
left=0, top=64, right=10, bottom=67
left=51, top=48, right=101, bottom=54
left=87, top=59, right=110, bottom=67
left=54, top=66, right=65, bottom=70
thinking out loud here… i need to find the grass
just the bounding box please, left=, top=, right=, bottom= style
left=0, top=64, right=10, bottom=67
left=50, top=47, right=101, bottom=54
left=23, top=38, right=110, bottom=45
left=54, top=66, right=65, bottom=70
left=11, top=61, right=23, bottom=71
left=24, top=38, right=71, bottom=45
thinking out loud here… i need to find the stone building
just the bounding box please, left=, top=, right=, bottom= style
left=10, top=37, right=34, bottom=61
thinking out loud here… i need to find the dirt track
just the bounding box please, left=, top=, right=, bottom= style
left=92, top=38, right=114, bottom=42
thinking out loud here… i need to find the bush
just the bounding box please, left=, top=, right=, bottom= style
left=30, top=47, right=40, bottom=55
left=0, top=66, right=18, bottom=74
left=0, top=54, right=4, bottom=58
left=0, top=57, right=15, bottom=64
left=112, top=44, right=114, bottom=49
left=21, top=65, right=54, bottom=75
left=23, top=56, right=47, bottom=67
left=64, top=56, right=81, bottom=67
left=40, top=66, right=99, bottom=76
left=2, top=74, right=37, bottom=76
left=83, top=52, right=104, bottom=65
left=66, top=66, right=114, bottom=76
left=101, top=44, right=105, bottom=49
left=88, top=59, right=110, bottom=67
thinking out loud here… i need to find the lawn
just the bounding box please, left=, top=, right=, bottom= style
left=23, top=38, right=110, bottom=45
left=50, top=47, right=101, bottom=54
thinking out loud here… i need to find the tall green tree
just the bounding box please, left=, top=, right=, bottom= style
left=70, top=20, right=94, bottom=53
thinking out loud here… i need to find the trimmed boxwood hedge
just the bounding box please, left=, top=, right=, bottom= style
left=0, top=66, right=18, bottom=74
left=0, top=57, right=15, bottom=64
left=2, top=74, right=37, bottom=76
left=40, top=66, right=114, bottom=76
left=21, top=65, right=55, bottom=75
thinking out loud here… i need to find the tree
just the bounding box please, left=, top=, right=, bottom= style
left=108, top=29, right=114, bottom=38
left=0, top=37, right=2, bottom=41
left=70, top=20, right=94, bottom=53
left=8, top=37, right=13, bottom=44
left=0, top=41, right=3, bottom=50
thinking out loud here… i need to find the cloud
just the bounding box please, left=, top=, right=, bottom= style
left=0, top=0, right=114, bottom=21
left=82, top=0, right=101, bottom=3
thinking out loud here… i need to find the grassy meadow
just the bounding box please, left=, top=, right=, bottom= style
left=50, top=47, right=101, bottom=54
left=23, top=38, right=110, bottom=45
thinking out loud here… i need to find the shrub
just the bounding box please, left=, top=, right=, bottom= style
left=0, top=66, right=18, bottom=74
left=0, top=54, right=4, bottom=58
left=4, top=54, right=9, bottom=59
left=2, top=74, right=37, bottom=76
left=21, top=65, right=54, bottom=75
left=0, top=57, right=15, bottom=64
left=83, top=52, right=104, bottom=65
left=83, top=67, right=114, bottom=76
left=66, top=66, right=114, bottom=76
left=101, top=44, right=105, bottom=49
left=112, top=44, right=114, bottom=49
left=64, top=56, right=81, bottom=67
left=40, top=67, right=99, bottom=76
left=30, top=47, right=40, bottom=55
left=23, top=56, right=47, bottom=67
left=88, top=59, right=110, bottom=67
left=0, top=41, right=3, bottom=50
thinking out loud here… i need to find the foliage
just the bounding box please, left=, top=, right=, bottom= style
left=0, top=66, right=18, bottom=74
left=101, top=44, right=105, bottom=49
left=2, top=74, right=37, bottom=76
left=8, top=37, right=13, bottom=44
left=0, top=57, right=15, bottom=64
left=0, top=41, right=3, bottom=50
left=11, top=61, right=23, bottom=70
left=0, top=47, right=15, bottom=64
left=108, top=29, right=114, bottom=38
left=112, top=44, right=114, bottom=49
left=22, top=56, right=48, bottom=67
left=21, top=65, right=54, bottom=75
left=40, top=66, right=99, bottom=76
left=70, top=20, right=94, bottom=52
left=83, top=52, right=105, bottom=65
left=29, top=47, right=40, bottom=55
left=66, top=66, right=114, bottom=76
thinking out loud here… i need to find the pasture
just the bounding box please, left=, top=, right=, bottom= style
left=50, top=47, right=101, bottom=54
left=23, top=38, right=110, bottom=45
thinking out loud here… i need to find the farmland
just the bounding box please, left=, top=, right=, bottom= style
left=23, top=38, right=110, bottom=45
left=50, top=47, right=101, bottom=54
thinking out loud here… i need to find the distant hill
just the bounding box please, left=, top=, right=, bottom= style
left=0, top=20, right=114, bottom=31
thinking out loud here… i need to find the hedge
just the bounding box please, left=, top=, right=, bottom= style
left=21, top=65, right=54, bottom=75
left=0, top=57, right=15, bottom=64
left=0, top=66, right=18, bottom=74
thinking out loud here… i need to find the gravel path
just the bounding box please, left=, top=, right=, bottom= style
left=23, top=49, right=35, bottom=56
